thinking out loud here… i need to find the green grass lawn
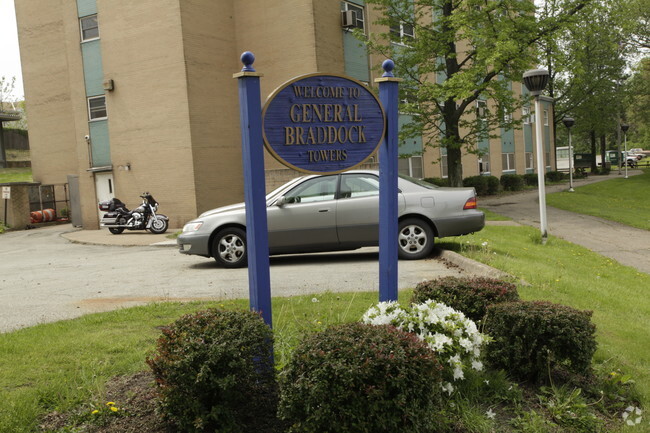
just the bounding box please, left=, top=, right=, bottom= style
left=0, top=167, right=33, bottom=183
left=1, top=224, right=649, bottom=431
left=439, top=226, right=650, bottom=401
left=547, top=169, right=650, bottom=230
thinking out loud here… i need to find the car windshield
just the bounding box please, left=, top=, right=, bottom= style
left=399, top=174, right=438, bottom=189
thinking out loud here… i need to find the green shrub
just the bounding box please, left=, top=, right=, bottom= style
left=279, top=323, right=443, bottom=433
left=411, top=276, right=520, bottom=323
left=485, top=175, right=500, bottom=195
left=483, top=301, right=597, bottom=382
left=500, top=174, right=525, bottom=191
left=146, top=309, right=278, bottom=433
left=523, top=173, right=538, bottom=186
left=423, top=177, right=448, bottom=187
left=463, top=175, right=489, bottom=196
left=546, top=171, right=566, bottom=182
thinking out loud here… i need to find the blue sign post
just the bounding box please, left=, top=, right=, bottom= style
left=233, top=52, right=273, bottom=327
left=376, top=60, right=401, bottom=302
left=234, top=52, right=401, bottom=323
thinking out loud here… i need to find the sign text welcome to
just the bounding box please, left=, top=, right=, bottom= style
left=262, top=74, right=385, bottom=174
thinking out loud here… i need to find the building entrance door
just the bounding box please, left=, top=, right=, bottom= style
left=94, top=172, right=114, bottom=223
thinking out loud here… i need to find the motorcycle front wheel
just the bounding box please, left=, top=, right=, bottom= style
left=149, top=216, right=168, bottom=234
left=108, top=227, right=125, bottom=235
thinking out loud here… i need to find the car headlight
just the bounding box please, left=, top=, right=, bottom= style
left=183, top=221, right=203, bottom=232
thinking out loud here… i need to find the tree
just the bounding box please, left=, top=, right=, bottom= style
left=0, top=76, right=18, bottom=109
left=626, top=57, right=650, bottom=146
left=362, top=0, right=589, bottom=186
left=541, top=0, right=630, bottom=172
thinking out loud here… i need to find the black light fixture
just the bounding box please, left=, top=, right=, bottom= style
left=563, top=117, right=576, bottom=192
left=621, top=123, right=629, bottom=132
left=523, top=69, right=550, bottom=96
left=563, top=117, right=575, bottom=128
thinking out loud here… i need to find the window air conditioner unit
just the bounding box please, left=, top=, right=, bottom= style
left=341, top=10, right=356, bottom=28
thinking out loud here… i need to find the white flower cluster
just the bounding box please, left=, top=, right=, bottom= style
left=362, top=300, right=489, bottom=395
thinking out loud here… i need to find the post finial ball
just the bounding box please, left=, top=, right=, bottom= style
left=382, top=59, right=395, bottom=77
left=241, top=51, right=256, bottom=72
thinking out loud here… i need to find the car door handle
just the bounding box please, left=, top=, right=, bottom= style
left=318, top=208, right=330, bottom=213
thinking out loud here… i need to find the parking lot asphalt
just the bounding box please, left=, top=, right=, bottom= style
left=1, top=224, right=505, bottom=333
left=2, top=170, right=645, bottom=333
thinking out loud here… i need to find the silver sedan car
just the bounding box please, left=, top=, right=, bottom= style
left=178, top=170, right=484, bottom=268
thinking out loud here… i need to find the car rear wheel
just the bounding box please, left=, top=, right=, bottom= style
left=212, top=227, right=248, bottom=268
left=398, top=218, right=434, bottom=260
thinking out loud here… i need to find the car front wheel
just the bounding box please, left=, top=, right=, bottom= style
left=398, top=218, right=434, bottom=260
left=212, top=227, right=248, bottom=268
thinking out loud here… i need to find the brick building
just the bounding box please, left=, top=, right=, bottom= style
left=15, top=0, right=554, bottom=229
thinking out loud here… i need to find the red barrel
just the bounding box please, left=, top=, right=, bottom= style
left=30, top=209, right=56, bottom=223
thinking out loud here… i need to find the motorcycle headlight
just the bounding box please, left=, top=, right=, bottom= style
left=183, top=221, right=203, bottom=232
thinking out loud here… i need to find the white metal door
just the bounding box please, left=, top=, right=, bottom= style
left=95, top=172, right=115, bottom=223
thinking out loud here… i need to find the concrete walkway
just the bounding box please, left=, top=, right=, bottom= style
left=480, top=170, right=650, bottom=275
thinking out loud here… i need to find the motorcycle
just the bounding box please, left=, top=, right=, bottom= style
left=98, top=192, right=169, bottom=235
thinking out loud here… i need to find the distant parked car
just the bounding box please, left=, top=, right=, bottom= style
left=177, top=170, right=485, bottom=268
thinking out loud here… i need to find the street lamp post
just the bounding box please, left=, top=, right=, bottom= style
left=621, top=123, right=629, bottom=179
left=523, top=68, right=550, bottom=243
left=563, top=117, right=575, bottom=192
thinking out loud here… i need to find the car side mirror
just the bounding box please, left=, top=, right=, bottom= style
left=276, top=196, right=301, bottom=206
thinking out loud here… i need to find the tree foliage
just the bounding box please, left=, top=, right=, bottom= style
left=626, top=57, right=650, bottom=147
left=362, top=0, right=589, bottom=186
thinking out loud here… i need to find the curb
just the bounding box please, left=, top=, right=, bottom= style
left=433, top=247, right=513, bottom=280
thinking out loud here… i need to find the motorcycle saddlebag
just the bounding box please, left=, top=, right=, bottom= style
left=100, top=211, right=119, bottom=226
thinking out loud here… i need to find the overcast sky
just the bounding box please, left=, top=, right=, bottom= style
left=0, top=0, right=25, bottom=101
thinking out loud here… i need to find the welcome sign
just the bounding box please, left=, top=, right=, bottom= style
left=262, top=73, right=385, bottom=174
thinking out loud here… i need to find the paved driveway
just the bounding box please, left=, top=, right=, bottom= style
left=0, top=224, right=489, bottom=333
left=480, top=171, right=650, bottom=275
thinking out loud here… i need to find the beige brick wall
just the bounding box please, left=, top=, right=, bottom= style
left=0, top=183, right=36, bottom=229
left=99, top=0, right=197, bottom=229
left=14, top=1, right=81, bottom=186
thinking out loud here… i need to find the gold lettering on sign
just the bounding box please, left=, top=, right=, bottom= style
left=283, top=125, right=367, bottom=146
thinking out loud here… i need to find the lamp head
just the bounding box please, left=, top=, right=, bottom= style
left=523, top=69, right=550, bottom=96
left=621, top=123, right=629, bottom=132
left=562, top=117, right=575, bottom=128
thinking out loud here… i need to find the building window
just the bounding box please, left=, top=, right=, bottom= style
left=80, top=15, right=99, bottom=42
left=476, top=100, right=487, bottom=119
left=523, top=106, right=532, bottom=125
left=546, top=152, right=551, bottom=168
left=390, top=21, right=414, bottom=44
left=341, top=1, right=365, bottom=32
left=88, top=96, right=107, bottom=120
left=441, top=154, right=448, bottom=178
left=479, top=157, right=490, bottom=174
left=525, top=152, right=534, bottom=169
left=399, top=156, right=423, bottom=178
left=502, top=152, right=515, bottom=171
left=543, top=109, right=549, bottom=126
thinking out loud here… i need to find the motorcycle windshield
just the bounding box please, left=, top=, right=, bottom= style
left=145, top=195, right=157, bottom=206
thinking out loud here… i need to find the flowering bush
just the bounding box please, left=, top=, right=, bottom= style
left=362, top=300, right=489, bottom=395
